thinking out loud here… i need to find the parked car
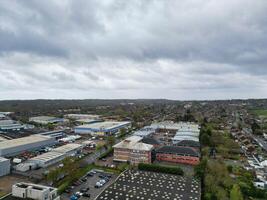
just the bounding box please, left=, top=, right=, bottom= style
left=70, top=195, right=79, bottom=200
left=99, top=179, right=107, bottom=185
left=82, top=193, right=91, bottom=198
left=95, top=182, right=103, bottom=188
left=75, top=192, right=83, bottom=197
left=81, top=177, right=87, bottom=182
left=80, top=187, right=89, bottom=193
left=99, top=174, right=105, bottom=179
left=87, top=172, right=94, bottom=177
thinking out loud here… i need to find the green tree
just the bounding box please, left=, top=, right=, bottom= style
left=106, top=136, right=115, bottom=146
left=46, top=168, right=61, bottom=183
left=230, top=184, right=243, bottom=200
left=200, top=133, right=211, bottom=146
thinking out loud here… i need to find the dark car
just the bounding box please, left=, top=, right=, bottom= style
left=103, top=177, right=109, bottom=182
left=81, top=177, right=87, bottom=182
left=87, top=172, right=94, bottom=177
left=83, top=193, right=90, bottom=198
left=98, top=174, right=105, bottom=179
left=106, top=174, right=112, bottom=178
left=80, top=187, right=89, bottom=193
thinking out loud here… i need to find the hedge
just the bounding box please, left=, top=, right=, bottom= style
left=138, top=163, right=184, bottom=175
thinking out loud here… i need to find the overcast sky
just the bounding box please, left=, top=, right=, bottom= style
left=0, top=0, right=267, bottom=100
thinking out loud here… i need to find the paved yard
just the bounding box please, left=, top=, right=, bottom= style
left=0, top=175, right=29, bottom=194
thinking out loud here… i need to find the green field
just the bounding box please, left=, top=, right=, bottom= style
left=251, top=109, right=267, bottom=117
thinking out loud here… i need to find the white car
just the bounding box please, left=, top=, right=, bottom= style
left=99, top=179, right=106, bottom=184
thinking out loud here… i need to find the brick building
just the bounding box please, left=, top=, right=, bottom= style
left=156, top=146, right=200, bottom=165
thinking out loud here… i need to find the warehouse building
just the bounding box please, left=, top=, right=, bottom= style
left=64, top=114, right=100, bottom=120
left=0, top=120, right=25, bottom=131
left=156, top=146, right=200, bottom=165
left=29, top=116, right=65, bottom=125
left=0, top=157, right=10, bottom=177
left=11, top=182, right=59, bottom=200
left=172, top=122, right=200, bottom=144
left=133, top=126, right=155, bottom=138
left=39, top=130, right=66, bottom=139
left=76, top=118, right=103, bottom=124
left=29, top=151, right=65, bottom=168
left=16, top=143, right=82, bottom=170
left=29, top=143, right=82, bottom=168
left=0, top=135, right=56, bottom=157
left=172, top=132, right=200, bottom=143
left=113, top=136, right=153, bottom=164
left=151, top=121, right=199, bottom=134
left=74, top=121, right=131, bottom=135
left=52, top=143, right=82, bottom=156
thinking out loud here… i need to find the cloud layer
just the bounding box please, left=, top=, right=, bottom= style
left=0, top=0, right=267, bottom=100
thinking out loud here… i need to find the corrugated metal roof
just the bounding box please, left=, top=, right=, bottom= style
left=0, top=135, right=54, bottom=149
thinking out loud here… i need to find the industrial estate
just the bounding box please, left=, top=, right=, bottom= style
left=0, top=99, right=267, bottom=200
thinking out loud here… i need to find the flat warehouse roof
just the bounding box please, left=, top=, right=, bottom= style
left=75, top=121, right=130, bottom=130
left=0, top=135, right=53, bottom=149
left=30, top=151, right=64, bottom=162
left=0, top=157, right=9, bottom=162
left=96, top=170, right=200, bottom=200
left=53, top=143, right=82, bottom=153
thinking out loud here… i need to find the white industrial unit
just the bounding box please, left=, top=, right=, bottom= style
left=12, top=182, right=60, bottom=200
left=30, top=152, right=65, bottom=168
left=0, top=157, right=10, bottom=176
left=0, top=135, right=56, bottom=157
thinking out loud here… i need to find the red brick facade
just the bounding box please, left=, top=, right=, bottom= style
left=156, top=153, right=199, bottom=165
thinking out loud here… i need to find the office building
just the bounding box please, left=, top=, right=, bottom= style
left=113, top=136, right=153, bottom=164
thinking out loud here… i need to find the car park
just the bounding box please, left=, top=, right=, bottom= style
left=62, top=170, right=117, bottom=200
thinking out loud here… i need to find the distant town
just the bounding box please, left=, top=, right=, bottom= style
left=0, top=99, right=267, bottom=200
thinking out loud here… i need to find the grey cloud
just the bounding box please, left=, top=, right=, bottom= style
left=0, top=0, right=266, bottom=99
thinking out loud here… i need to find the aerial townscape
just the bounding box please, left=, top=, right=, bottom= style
left=1, top=0, right=267, bottom=200
left=0, top=99, right=266, bottom=200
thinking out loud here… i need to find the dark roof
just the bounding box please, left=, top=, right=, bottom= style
left=96, top=170, right=201, bottom=200
left=156, top=146, right=199, bottom=157
left=142, top=137, right=161, bottom=145
left=176, top=140, right=200, bottom=147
